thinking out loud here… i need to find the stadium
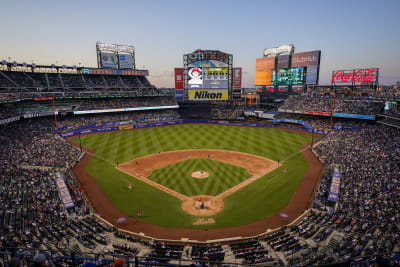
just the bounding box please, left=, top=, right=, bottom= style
left=1, top=3, right=400, bottom=266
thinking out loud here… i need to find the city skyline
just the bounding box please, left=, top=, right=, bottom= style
left=1, top=0, right=399, bottom=87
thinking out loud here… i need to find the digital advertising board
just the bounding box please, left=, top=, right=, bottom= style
left=119, top=53, right=134, bottom=69
left=271, top=67, right=305, bottom=85
left=306, top=66, right=319, bottom=84
left=175, top=89, right=184, bottom=101
left=255, top=70, right=272, bottom=85
left=256, top=57, right=276, bottom=71
left=277, top=54, right=290, bottom=69
left=100, top=52, right=117, bottom=68
left=331, top=68, right=378, bottom=85
left=188, top=89, right=228, bottom=101
left=233, top=67, right=242, bottom=89
left=291, top=50, right=320, bottom=67
left=174, top=68, right=184, bottom=89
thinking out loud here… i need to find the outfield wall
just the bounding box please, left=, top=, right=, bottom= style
left=59, top=119, right=331, bottom=138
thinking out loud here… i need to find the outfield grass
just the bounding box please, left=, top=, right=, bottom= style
left=71, top=124, right=313, bottom=229
left=147, top=158, right=252, bottom=197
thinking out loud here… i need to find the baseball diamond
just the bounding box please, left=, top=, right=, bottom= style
left=69, top=124, right=322, bottom=238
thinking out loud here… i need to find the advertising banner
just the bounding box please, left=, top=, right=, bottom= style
left=33, top=97, right=54, bottom=101
left=60, top=119, right=336, bottom=139
left=81, top=68, right=148, bottom=76
left=306, top=65, right=319, bottom=85
left=119, top=125, right=133, bottom=130
left=277, top=54, right=290, bottom=69
left=55, top=173, right=75, bottom=209
left=331, top=68, right=378, bottom=85
left=333, top=113, right=375, bottom=120
left=256, top=57, right=276, bottom=71
left=188, top=89, right=228, bottom=101
left=233, top=67, right=242, bottom=89
left=175, top=89, right=184, bottom=101
left=302, top=110, right=331, bottom=116
left=255, top=70, right=272, bottom=85
left=328, top=169, right=341, bottom=202
left=100, top=51, right=117, bottom=68
left=119, top=53, right=134, bottom=69
left=174, top=68, right=184, bottom=89
left=291, top=50, right=321, bottom=67
left=272, top=118, right=312, bottom=129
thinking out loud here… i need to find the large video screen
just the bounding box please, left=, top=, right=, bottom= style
left=188, top=67, right=228, bottom=89
left=255, top=70, right=272, bottom=85
left=100, top=52, right=117, bottom=68
left=119, top=53, right=134, bottom=69
left=271, top=67, right=305, bottom=85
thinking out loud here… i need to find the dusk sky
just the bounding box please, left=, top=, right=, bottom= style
left=1, top=0, right=399, bottom=87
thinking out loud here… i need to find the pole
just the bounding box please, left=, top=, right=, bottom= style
left=330, top=87, right=335, bottom=130
left=52, top=96, right=58, bottom=131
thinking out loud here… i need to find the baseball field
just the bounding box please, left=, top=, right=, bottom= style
left=70, top=124, right=319, bottom=235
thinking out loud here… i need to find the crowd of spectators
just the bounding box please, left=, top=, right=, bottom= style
left=0, top=104, right=20, bottom=120
left=0, top=119, right=80, bottom=168
left=58, top=110, right=180, bottom=130
left=280, top=95, right=383, bottom=115
left=376, top=86, right=400, bottom=98
left=312, top=125, right=400, bottom=262
left=210, top=102, right=244, bottom=120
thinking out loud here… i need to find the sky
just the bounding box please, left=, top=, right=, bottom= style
left=1, top=0, right=400, bottom=87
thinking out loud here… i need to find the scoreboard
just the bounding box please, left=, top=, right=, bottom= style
left=271, top=67, right=305, bottom=85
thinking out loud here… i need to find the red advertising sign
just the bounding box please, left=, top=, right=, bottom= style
left=331, top=68, right=378, bottom=84
left=233, top=67, right=242, bottom=89
left=302, top=110, right=331, bottom=116
left=174, top=68, right=184, bottom=89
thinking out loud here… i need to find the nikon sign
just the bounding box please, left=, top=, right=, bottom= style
left=188, top=89, right=228, bottom=101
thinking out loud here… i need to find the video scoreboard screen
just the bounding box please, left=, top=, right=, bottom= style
left=188, top=67, right=228, bottom=89
left=271, top=67, right=305, bottom=85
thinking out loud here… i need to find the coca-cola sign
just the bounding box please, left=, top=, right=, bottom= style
left=332, top=68, right=378, bottom=84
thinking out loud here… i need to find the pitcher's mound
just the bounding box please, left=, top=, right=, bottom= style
left=191, top=171, right=209, bottom=179
left=181, top=195, right=224, bottom=216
